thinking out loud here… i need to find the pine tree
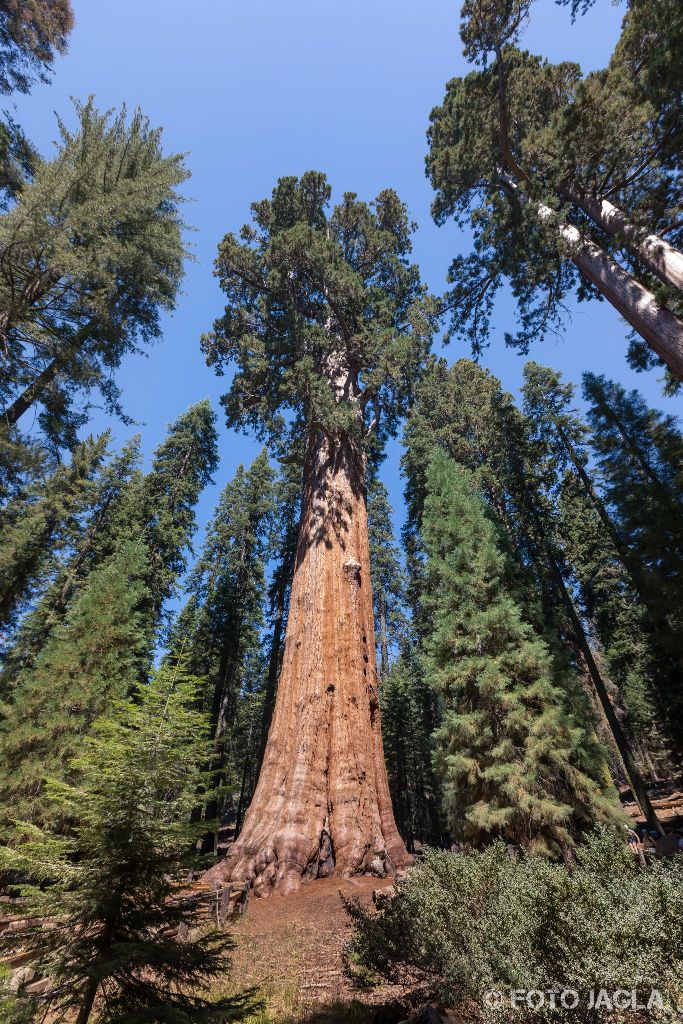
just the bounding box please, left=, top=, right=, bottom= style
left=427, top=0, right=683, bottom=381
left=422, top=450, right=621, bottom=858
left=170, top=450, right=275, bottom=848
left=0, top=0, right=73, bottom=94
left=202, top=172, right=435, bottom=893
left=367, top=474, right=407, bottom=682
left=116, top=399, right=218, bottom=636
left=0, top=437, right=142, bottom=694
left=257, top=446, right=303, bottom=771
left=583, top=372, right=682, bottom=609
left=582, top=372, right=683, bottom=748
left=0, top=99, right=189, bottom=458
left=0, top=541, right=151, bottom=826
left=556, top=471, right=671, bottom=779
left=380, top=654, right=441, bottom=851
left=0, top=434, right=108, bottom=633
left=402, top=359, right=654, bottom=827
left=0, top=665, right=254, bottom=1024
left=521, top=362, right=676, bottom=640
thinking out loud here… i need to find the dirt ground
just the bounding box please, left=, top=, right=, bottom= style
left=623, top=783, right=683, bottom=831
left=221, top=875, right=409, bottom=1024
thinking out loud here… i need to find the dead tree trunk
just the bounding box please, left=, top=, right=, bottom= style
left=564, top=188, right=683, bottom=296
left=204, top=429, right=412, bottom=895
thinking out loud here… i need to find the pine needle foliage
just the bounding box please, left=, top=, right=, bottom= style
left=0, top=434, right=108, bottom=632
left=0, top=98, right=189, bottom=452
left=421, top=450, right=621, bottom=856
left=0, top=541, right=151, bottom=826
left=0, top=664, right=256, bottom=1024
left=0, top=0, right=73, bottom=95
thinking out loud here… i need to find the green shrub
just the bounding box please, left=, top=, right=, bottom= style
left=345, top=827, right=683, bottom=1021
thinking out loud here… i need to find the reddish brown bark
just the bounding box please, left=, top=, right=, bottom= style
left=204, top=429, right=412, bottom=896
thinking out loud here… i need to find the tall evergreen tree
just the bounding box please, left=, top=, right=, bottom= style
left=257, top=446, right=303, bottom=771
left=402, top=357, right=663, bottom=829
left=0, top=0, right=73, bottom=94
left=365, top=475, right=439, bottom=849
left=116, top=399, right=218, bottom=636
left=0, top=540, right=150, bottom=825
left=1, top=403, right=216, bottom=720
left=367, top=474, right=407, bottom=682
left=380, top=653, right=442, bottom=852
left=427, top=0, right=683, bottom=381
left=0, top=433, right=107, bottom=633
left=556, top=471, right=670, bottom=779
left=521, top=362, right=677, bottom=640
left=0, top=664, right=253, bottom=1024
left=202, top=171, right=435, bottom=893
left=0, top=99, right=189, bottom=463
left=583, top=372, right=682, bottom=604
left=170, top=450, right=275, bottom=848
left=422, top=450, right=621, bottom=858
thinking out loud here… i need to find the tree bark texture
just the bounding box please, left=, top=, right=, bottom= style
left=537, top=202, right=683, bottom=379
left=204, top=430, right=412, bottom=895
left=565, top=189, right=683, bottom=296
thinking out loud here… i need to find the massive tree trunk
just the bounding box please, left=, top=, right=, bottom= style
left=536, top=203, right=683, bottom=379
left=564, top=188, right=683, bottom=296
left=204, top=429, right=412, bottom=895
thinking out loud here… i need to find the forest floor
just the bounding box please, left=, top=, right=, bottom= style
left=214, top=784, right=683, bottom=1024
left=214, top=874, right=419, bottom=1024
left=623, top=780, right=683, bottom=831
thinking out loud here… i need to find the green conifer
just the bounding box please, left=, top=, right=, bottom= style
left=0, top=99, right=189, bottom=456
left=0, top=541, right=151, bottom=825
left=422, top=450, right=621, bottom=857
left=0, top=664, right=254, bottom=1024
left=0, top=434, right=108, bottom=633
left=169, top=450, right=274, bottom=842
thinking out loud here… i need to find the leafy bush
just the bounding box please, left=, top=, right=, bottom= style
left=345, top=827, right=683, bottom=1021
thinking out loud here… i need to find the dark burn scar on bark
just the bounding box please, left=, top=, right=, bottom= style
left=343, top=559, right=361, bottom=584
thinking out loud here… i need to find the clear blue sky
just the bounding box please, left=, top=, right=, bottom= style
left=11, top=0, right=680, bottom=552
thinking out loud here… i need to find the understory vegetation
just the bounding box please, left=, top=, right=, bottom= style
left=346, top=829, right=683, bottom=1021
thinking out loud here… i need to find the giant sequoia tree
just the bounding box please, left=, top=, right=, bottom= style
left=202, top=172, right=434, bottom=893
left=428, top=0, right=683, bottom=380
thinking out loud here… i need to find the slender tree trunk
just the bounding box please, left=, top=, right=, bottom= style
left=552, top=418, right=673, bottom=636
left=564, top=188, right=683, bottom=295
left=256, top=541, right=296, bottom=773
left=2, top=355, right=64, bottom=425
left=528, top=504, right=664, bottom=836
left=203, top=429, right=412, bottom=895
left=201, top=646, right=240, bottom=854
left=378, top=590, right=389, bottom=684
left=536, top=203, right=683, bottom=378
left=235, top=717, right=256, bottom=837
left=74, top=974, right=99, bottom=1024
left=75, top=977, right=99, bottom=1024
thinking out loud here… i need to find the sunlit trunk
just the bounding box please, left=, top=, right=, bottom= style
left=204, top=428, right=411, bottom=895
left=565, top=188, right=683, bottom=295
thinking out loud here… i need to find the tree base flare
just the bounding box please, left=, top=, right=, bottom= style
left=203, top=432, right=413, bottom=897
